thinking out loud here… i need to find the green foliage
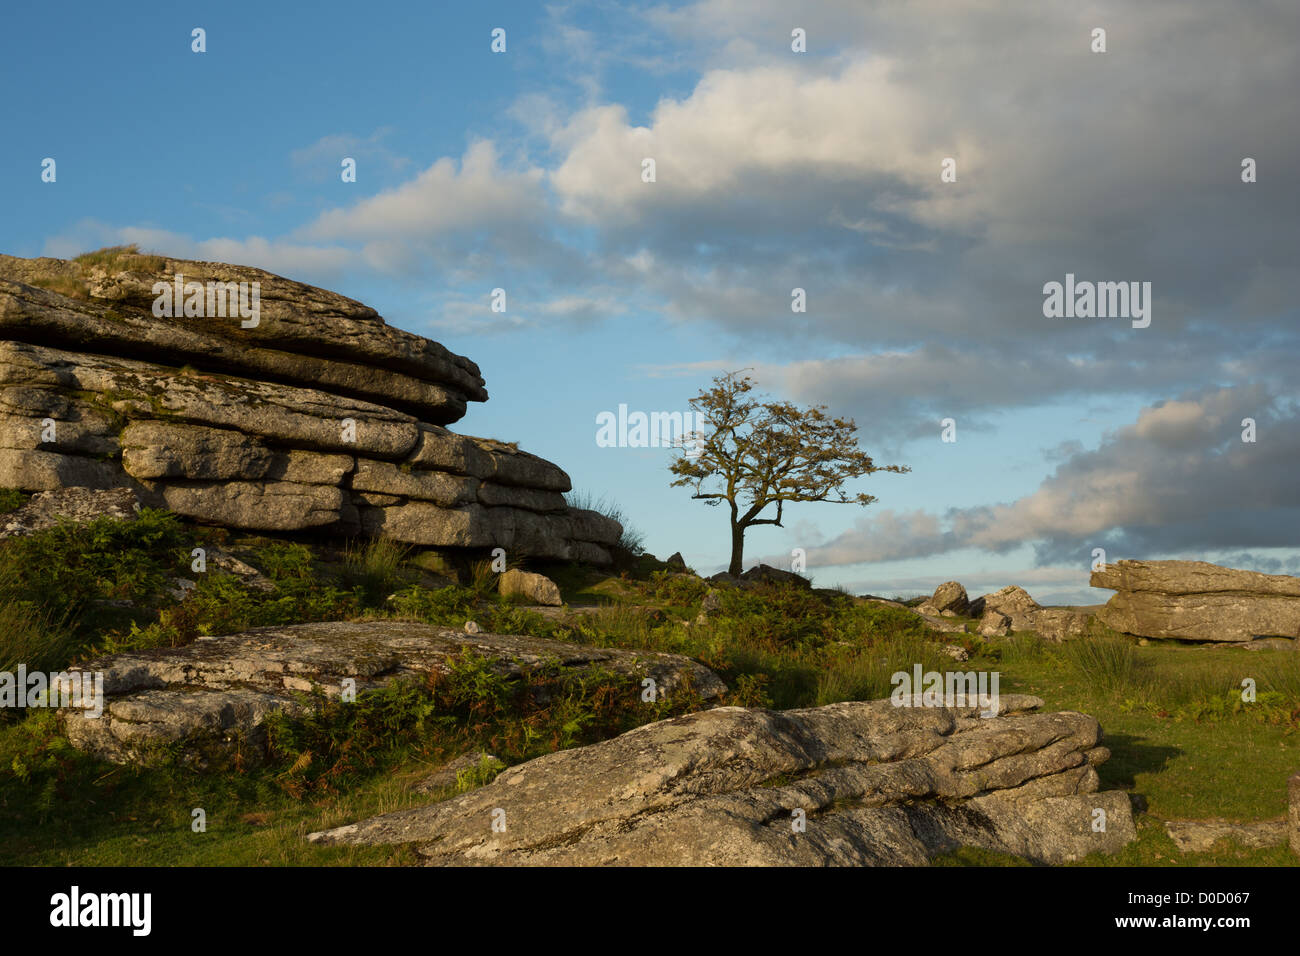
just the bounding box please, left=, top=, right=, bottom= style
left=812, top=634, right=959, bottom=706
left=643, top=569, right=709, bottom=604
left=388, top=585, right=567, bottom=640
left=455, top=754, right=507, bottom=793
left=341, top=536, right=412, bottom=606
left=0, top=602, right=79, bottom=678
left=264, top=650, right=699, bottom=797
left=1060, top=634, right=1143, bottom=696
left=252, top=541, right=316, bottom=581
left=0, top=509, right=191, bottom=669
left=0, top=489, right=26, bottom=514
left=105, top=571, right=363, bottom=653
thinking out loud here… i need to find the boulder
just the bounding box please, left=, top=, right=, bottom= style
left=0, top=252, right=619, bottom=561
left=499, top=569, right=563, bottom=607
left=930, top=581, right=969, bottom=615
left=969, top=585, right=1091, bottom=642
left=57, top=620, right=726, bottom=767
left=739, top=564, right=811, bottom=588
left=978, top=608, right=1012, bottom=638
left=1091, top=560, right=1300, bottom=642
left=307, top=695, right=1135, bottom=865
left=969, top=585, right=1039, bottom=618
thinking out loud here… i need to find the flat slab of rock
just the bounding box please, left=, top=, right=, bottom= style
left=1290, top=773, right=1300, bottom=857
left=0, top=486, right=138, bottom=538
left=1163, top=819, right=1286, bottom=854
left=58, top=620, right=725, bottom=766
left=308, top=695, right=1135, bottom=866
left=1092, top=560, right=1300, bottom=642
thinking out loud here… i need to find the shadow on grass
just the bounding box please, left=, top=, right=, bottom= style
left=1095, top=732, right=1182, bottom=793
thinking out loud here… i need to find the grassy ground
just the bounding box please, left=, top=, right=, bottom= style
left=0, top=506, right=1296, bottom=866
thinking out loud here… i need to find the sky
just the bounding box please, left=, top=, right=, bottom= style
left=2, top=0, right=1298, bottom=604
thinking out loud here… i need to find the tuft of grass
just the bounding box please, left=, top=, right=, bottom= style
left=467, top=558, right=499, bottom=597
left=342, top=536, right=412, bottom=606
left=27, top=275, right=90, bottom=301
left=565, top=490, right=645, bottom=556
left=74, top=244, right=167, bottom=273
left=812, top=633, right=960, bottom=706
left=0, top=488, right=26, bottom=514
left=1060, top=634, right=1144, bottom=697
left=0, top=601, right=79, bottom=678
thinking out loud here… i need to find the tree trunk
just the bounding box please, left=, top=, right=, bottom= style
left=728, top=521, right=745, bottom=576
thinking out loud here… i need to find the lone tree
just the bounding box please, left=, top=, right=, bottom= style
left=669, top=370, right=908, bottom=577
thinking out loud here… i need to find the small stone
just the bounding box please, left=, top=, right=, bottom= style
left=464, top=621, right=480, bottom=635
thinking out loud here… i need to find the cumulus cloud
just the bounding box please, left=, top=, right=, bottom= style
left=299, top=140, right=544, bottom=243
left=804, top=385, right=1300, bottom=568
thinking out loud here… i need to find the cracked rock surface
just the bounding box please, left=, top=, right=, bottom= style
left=308, top=694, right=1135, bottom=865
left=58, top=620, right=726, bottom=767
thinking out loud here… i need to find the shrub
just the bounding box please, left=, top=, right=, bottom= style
left=644, top=569, right=709, bottom=604
left=0, top=509, right=191, bottom=668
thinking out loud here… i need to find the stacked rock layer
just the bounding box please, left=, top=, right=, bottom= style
left=0, top=251, right=619, bottom=561
left=1091, top=560, right=1300, bottom=642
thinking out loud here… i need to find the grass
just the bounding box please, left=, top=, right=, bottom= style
left=0, top=644, right=707, bottom=865
left=565, top=490, right=646, bottom=555
left=73, top=244, right=167, bottom=273
left=341, top=536, right=412, bottom=605
left=0, top=502, right=1296, bottom=866
left=27, top=275, right=90, bottom=301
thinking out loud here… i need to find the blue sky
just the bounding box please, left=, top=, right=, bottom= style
left=4, top=0, right=1298, bottom=603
